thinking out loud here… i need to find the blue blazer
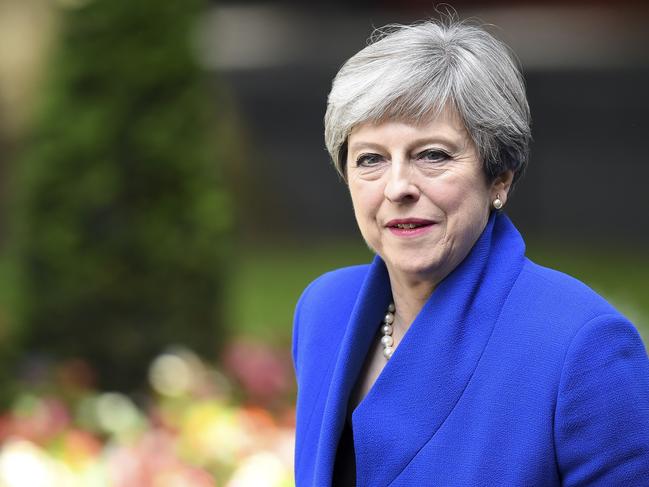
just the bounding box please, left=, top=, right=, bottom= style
left=292, top=213, right=649, bottom=486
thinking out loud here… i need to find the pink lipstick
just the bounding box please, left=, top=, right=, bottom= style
left=385, top=218, right=435, bottom=237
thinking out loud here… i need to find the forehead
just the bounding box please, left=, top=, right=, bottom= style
left=348, top=105, right=471, bottom=150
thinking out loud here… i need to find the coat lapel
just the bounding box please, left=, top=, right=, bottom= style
left=312, top=255, right=392, bottom=485
left=351, top=213, right=526, bottom=485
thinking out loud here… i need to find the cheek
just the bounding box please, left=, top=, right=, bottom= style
left=433, top=181, right=473, bottom=213
left=349, top=182, right=381, bottom=218
left=439, top=179, right=491, bottom=227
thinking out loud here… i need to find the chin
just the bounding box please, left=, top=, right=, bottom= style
left=386, top=255, right=444, bottom=281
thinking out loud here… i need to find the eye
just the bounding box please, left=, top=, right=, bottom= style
left=355, top=153, right=383, bottom=167
left=416, top=149, right=451, bottom=163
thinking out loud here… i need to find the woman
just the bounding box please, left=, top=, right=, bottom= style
left=292, top=18, right=649, bottom=486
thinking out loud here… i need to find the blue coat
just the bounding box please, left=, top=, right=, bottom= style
left=292, top=213, right=649, bottom=486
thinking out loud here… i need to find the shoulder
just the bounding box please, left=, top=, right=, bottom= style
left=514, top=257, right=647, bottom=378
left=292, top=264, right=371, bottom=371
left=295, top=264, right=371, bottom=317
left=552, top=299, right=649, bottom=483
left=513, top=261, right=649, bottom=481
left=502, top=257, right=644, bottom=366
left=515, top=258, right=623, bottom=326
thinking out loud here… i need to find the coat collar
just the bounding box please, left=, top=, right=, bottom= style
left=312, top=212, right=527, bottom=485
left=312, top=252, right=393, bottom=483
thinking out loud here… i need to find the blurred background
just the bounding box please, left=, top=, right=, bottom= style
left=0, top=0, right=647, bottom=485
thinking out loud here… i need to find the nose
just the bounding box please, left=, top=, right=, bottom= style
left=384, top=161, right=420, bottom=203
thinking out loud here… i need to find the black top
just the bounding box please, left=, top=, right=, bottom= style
left=332, top=415, right=356, bottom=486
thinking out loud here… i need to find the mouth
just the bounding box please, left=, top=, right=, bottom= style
left=385, top=218, right=436, bottom=237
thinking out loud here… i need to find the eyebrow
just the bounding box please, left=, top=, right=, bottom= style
left=348, top=141, right=385, bottom=153
left=348, top=135, right=462, bottom=155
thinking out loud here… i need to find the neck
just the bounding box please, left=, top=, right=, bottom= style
left=387, top=271, right=436, bottom=340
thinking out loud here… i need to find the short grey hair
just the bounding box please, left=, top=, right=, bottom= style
left=324, top=18, right=531, bottom=187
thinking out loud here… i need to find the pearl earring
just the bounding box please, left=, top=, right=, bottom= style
left=493, top=194, right=503, bottom=210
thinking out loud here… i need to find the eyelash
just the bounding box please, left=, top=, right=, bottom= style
left=417, top=149, right=451, bottom=163
left=355, top=149, right=451, bottom=167
left=355, top=153, right=383, bottom=167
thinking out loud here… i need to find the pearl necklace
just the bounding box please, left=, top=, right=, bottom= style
left=381, top=303, right=396, bottom=359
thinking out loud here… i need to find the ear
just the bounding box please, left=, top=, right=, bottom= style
left=490, top=170, right=514, bottom=206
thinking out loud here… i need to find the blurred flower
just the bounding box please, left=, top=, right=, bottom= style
left=56, top=429, right=102, bottom=470
left=149, top=347, right=203, bottom=399
left=0, top=439, right=59, bottom=487
left=179, top=400, right=247, bottom=466
left=95, top=393, right=144, bottom=439
left=154, top=467, right=215, bottom=487
left=149, top=347, right=230, bottom=400
left=0, top=344, right=296, bottom=486
left=106, top=429, right=215, bottom=487
left=1, top=395, right=70, bottom=444
left=226, top=451, right=292, bottom=487
left=222, top=339, right=292, bottom=405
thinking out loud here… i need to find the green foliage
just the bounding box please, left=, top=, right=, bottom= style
left=226, top=240, right=373, bottom=345
left=6, top=0, right=230, bottom=391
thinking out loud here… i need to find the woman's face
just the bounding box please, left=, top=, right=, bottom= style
left=346, top=107, right=511, bottom=286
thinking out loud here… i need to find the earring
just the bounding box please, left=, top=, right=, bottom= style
left=493, top=194, right=503, bottom=210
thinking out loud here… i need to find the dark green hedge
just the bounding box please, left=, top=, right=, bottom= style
left=6, top=0, right=230, bottom=392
